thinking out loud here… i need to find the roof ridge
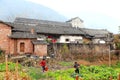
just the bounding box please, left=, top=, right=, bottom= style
left=81, top=28, right=108, bottom=31
left=15, top=17, right=67, bottom=23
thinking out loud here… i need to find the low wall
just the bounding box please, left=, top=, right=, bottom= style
left=47, top=43, right=114, bottom=61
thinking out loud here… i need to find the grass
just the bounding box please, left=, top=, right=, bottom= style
left=58, top=61, right=73, bottom=66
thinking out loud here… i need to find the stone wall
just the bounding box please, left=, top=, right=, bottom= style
left=48, top=43, right=111, bottom=61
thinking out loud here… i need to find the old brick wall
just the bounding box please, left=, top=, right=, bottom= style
left=9, top=39, right=34, bottom=55
left=0, top=23, right=12, bottom=54
left=48, top=43, right=110, bottom=60
left=9, top=39, right=15, bottom=54
left=16, top=39, right=33, bottom=54
left=34, top=45, right=47, bottom=56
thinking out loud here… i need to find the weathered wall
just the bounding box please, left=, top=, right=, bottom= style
left=34, top=44, right=47, bottom=56
left=48, top=43, right=110, bottom=60
left=9, top=39, right=34, bottom=55
left=0, top=23, right=12, bottom=54
left=16, top=39, right=33, bottom=54
left=9, top=39, right=15, bottom=54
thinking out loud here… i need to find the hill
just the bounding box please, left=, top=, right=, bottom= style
left=0, top=0, right=67, bottom=22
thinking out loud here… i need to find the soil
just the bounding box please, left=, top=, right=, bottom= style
left=78, top=59, right=118, bottom=66
left=47, top=59, right=119, bottom=71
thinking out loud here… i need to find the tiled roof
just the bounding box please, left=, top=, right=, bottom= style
left=6, top=17, right=113, bottom=40
left=66, top=17, right=84, bottom=22
left=11, top=17, right=85, bottom=35
left=36, top=24, right=84, bottom=35
left=32, top=40, right=48, bottom=45
left=0, top=21, right=13, bottom=28
left=10, top=32, right=37, bottom=39
left=14, top=17, right=72, bottom=27
left=80, top=28, right=111, bottom=38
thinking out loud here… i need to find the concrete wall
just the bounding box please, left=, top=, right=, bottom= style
left=0, top=23, right=12, bottom=54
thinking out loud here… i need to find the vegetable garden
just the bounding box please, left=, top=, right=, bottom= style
left=0, top=61, right=120, bottom=80
left=27, top=62, right=120, bottom=80
left=0, top=50, right=120, bottom=80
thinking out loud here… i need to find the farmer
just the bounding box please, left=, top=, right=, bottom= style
left=40, top=58, right=46, bottom=72
left=74, top=62, right=80, bottom=74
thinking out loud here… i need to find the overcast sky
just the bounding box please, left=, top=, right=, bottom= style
left=27, top=0, right=120, bottom=33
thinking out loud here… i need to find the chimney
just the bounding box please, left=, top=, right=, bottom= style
left=30, top=28, right=34, bottom=34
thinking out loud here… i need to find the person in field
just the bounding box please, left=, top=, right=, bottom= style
left=74, top=62, right=80, bottom=74
left=40, top=58, right=47, bottom=72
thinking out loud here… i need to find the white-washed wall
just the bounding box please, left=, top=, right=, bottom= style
left=69, top=18, right=84, bottom=28
left=59, top=35, right=83, bottom=43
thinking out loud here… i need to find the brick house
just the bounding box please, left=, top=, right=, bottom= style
left=0, top=18, right=85, bottom=56
left=0, top=21, right=48, bottom=56
left=0, top=17, right=113, bottom=56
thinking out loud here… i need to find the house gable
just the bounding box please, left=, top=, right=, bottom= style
left=66, top=17, right=84, bottom=28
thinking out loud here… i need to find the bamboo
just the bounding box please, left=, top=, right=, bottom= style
left=108, top=45, right=111, bottom=67
left=5, top=55, right=9, bottom=80
left=79, top=77, right=83, bottom=80
left=76, top=75, right=79, bottom=80
left=118, top=73, right=120, bottom=80
left=59, top=76, right=62, bottom=80
left=109, top=76, right=112, bottom=80
left=15, top=60, right=18, bottom=80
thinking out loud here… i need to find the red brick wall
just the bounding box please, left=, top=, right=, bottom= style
left=9, top=39, right=15, bottom=54
left=0, top=23, right=47, bottom=56
left=16, top=39, right=33, bottom=54
left=9, top=38, right=34, bottom=55
left=34, top=44, right=47, bottom=56
left=0, top=23, right=11, bottom=54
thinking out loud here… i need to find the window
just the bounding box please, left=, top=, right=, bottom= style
left=20, top=42, right=25, bottom=52
left=65, top=39, right=69, bottom=42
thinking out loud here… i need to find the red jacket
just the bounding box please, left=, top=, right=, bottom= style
left=40, top=60, right=46, bottom=66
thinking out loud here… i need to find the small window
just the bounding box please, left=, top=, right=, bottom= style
left=65, top=39, right=69, bottom=42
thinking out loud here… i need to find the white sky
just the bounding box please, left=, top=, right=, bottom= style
left=27, top=0, right=120, bottom=33
left=27, top=0, right=120, bottom=20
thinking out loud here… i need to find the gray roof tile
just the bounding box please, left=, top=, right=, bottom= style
left=80, top=28, right=111, bottom=38
left=10, top=32, right=37, bottom=39
left=32, top=40, right=48, bottom=45
left=14, top=17, right=72, bottom=27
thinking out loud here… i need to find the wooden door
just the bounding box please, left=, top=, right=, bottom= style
left=20, top=42, right=25, bottom=52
